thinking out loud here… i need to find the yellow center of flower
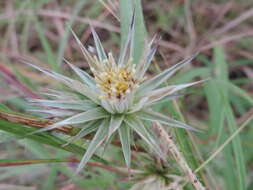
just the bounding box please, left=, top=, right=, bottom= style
left=92, top=55, right=138, bottom=100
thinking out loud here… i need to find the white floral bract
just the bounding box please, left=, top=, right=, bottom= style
left=27, top=16, right=201, bottom=173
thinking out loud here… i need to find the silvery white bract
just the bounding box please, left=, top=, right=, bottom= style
left=27, top=15, right=202, bottom=173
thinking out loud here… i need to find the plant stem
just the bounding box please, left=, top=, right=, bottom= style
left=155, top=122, right=205, bottom=190
left=0, top=158, right=132, bottom=176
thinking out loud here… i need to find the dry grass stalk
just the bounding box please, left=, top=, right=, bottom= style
left=155, top=122, right=205, bottom=190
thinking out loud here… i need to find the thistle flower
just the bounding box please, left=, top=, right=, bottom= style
left=27, top=16, right=202, bottom=173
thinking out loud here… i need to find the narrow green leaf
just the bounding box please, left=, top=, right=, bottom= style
left=101, top=99, right=114, bottom=114
left=108, top=114, right=124, bottom=136
left=35, top=21, right=57, bottom=72
left=25, top=62, right=73, bottom=84
left=43, top=166, right=58, bottom=190
left=204, top=79, right=224, bottom=135
left=195, top=115, right=253, bottom=173
left=137, top=53, right=198, bottom=95
left=65, top=121, right=100, bottom=146
left=31, top=107, right=108, bottom=134
left=90, top=26, right=107, bottom=61
left=118, top=10, right=135, bottom=66
left=119, top=0, right=146, bottom=64
left=0, top=120, right=106, bottom=163
left=64, top=58, right=96, bottom=88
left=138, top=109, right=198, bottom=131
left=120, top=0, right=146, bottom=64
left=28, top=99, right=96, bottom=111
left=214, top=46, right=246, bottom=190
left=118, top=123, right=131, bottom=167
left=225, top=104, right=246, bottom=190
left=128, top=97, right=149, bottom=113
left=0, top=158, right=77, bottom=167
left=70, top=28, right=97, bottom=69
left=124, top=115, right=163, bottom=158
left=136, top=35, right=158, bottom=79
left=147, top=94, right=185, bottom=106
left=0, top=104, right=10, bottom=111
left=40, top=89, right=77, bottom=100
left=26, top=63, right=99, bottom=103
left=56, top=0, right=88, bottom=69
left=77, top=119, right=109, bottom=173
left=119, top=0, right=133, bottom=48
left=218, top=80, right=253, bottom=105
left=29, top=109, right=74, bottom=117
left=139, top=46, right=157, bottom=77
left=143, top=79, right=206, bottom=105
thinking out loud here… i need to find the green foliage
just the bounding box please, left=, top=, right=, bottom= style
left=0, top=119, right=106, bottom=164
left=0, top=0, right=252, bottom=189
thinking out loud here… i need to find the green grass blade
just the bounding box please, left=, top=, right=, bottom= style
left=56, top=0, right=88, bottom=69
left=124, top=115, right=163, bottom=158
left=0, top=120, right=106, bottom=164
left=0, top=104, right=10, bottom=111
left=35, top=20, right=57, bottom=72
left=225, top=105, right=246, bottom=190
left=77, top=119, right=109, bottom=173
left=195, top=113, right=253, bottom=174
left=214, top=46, right=246, bottom=190
left=221, top=80, right=253, bottom=105
left=43, top=166, right=58, bottom=190
left=165, top=101, right=207, bottom=186
left=0, top=158, right=77, bottom=167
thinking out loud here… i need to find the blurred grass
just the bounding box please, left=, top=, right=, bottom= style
left=0, top=0, right=253, bottom=189
left=214, top=46, right=246, bottom=190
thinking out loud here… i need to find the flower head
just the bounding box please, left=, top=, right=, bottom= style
left=27, top=16, right=202, bottom=173
left=95, top=58, right=137, bottom=99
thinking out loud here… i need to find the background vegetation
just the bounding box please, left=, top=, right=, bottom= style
left=0, top=0, right=252, bottom=189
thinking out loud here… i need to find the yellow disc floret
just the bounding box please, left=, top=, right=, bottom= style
left=92, top=53, right=139, bottom=100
